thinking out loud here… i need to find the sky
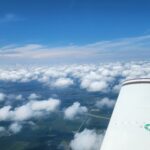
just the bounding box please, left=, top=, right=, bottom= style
left=0, top=0, right=150, bottom=65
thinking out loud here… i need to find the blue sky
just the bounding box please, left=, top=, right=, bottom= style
left=0, top=0, right=150, bottom=64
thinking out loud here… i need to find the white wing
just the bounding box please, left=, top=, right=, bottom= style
left=101, top=79, right=150, bottom=150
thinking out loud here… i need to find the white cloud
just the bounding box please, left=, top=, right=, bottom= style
left=0, top=98, right=61, bottom=122
left=52, top=78, right=74, bottom=88
left=80, top=71, right=110, bottom=92
left=86, top=81, right=108, bottom=92
left=0, top=93, right=6, bottom=101
left=95, top=98, right=115, bottom=109
left=9, top=122, right=22, bottom=134
left=28, top=93, right=40, bottom=100
left=14, top=104, right=33, bottom=121
left=0, top=61, right=149, bottom=135
left=70, top=129, right=104, bottom=150
left=0, top=35, right=150, bottom=64
left=64, top=102, right=88, bottom=120
left=0, top=97, right=61, bottom=134
left=30, top=98, right=60, bottom=112
left=0, top=61, right=149, bottom=94
left=0, top=106, right=13, bottom=121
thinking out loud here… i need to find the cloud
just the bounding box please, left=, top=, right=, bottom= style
left=9, top=122, right=22, bottom=134
left=0, top=98, right=61, bottom=121
left=0, top=106, right=13, bottom=121
left=0, top=35, right=150, bottom=64
left=3, top=94, right=23, bottom=102
left=80, top=70, right=112, bottom=92
left=52, top=78, right=74, bottom=88
left=0, top=95, right=61, bottom=134
left=30, top=98, right=60, bottom=112
left=81, top=80, right=108, bottom=92
left=0, top=61, right=149, bottom=135
left=70, top=129, right=104, bottom=150
left=13, top=104, right=33, bottom=121
left=95, top=98, right=115, bottom=109
left=64, top=102, right=88, bottom=120
left=0, top=44, right=90, bottom=62
left=28, top=93, right=40, bottom=100
left=0, top=61, right=149, bottom=94
left=0, top=93, right=6, bottom=101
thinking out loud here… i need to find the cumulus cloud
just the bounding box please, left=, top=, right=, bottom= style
left=0, top=98, right=61, bottom=122
left=0, top=97, right=61, bottom=134
left=0, top=93, right=6, bottom=101
left=64, top=102, right=88, bottom=120
left=0, top=106, right=12, bottom=121
left=0, top=61, right=149, bottom=93
left=9, top=122, right=22, bottom=134
left=81, top=80, right=108, bottom=92
left=95, top=98, right=115, bottom=109
left=28, top=93, right=40, bottom=100
left=13, top=104, right=33, bottom=121
left=70, top=129, right=104, bottom=150
left=0, top=61, right=149, bottom=136
left=52, top=78, right=74, bottom=88
left=80, top=71, right=112, bottom=92
left=30, top=98, right=60, bottom=112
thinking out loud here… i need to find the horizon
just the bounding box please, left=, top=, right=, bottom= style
left=0, top=0, right=150, bottom=65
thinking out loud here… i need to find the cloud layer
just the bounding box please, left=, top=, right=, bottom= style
left=0, top=61, right=149, bottom=92
left=0, top=61, right=150, bottom=136
left=0, top=35, right=150, bottom=64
